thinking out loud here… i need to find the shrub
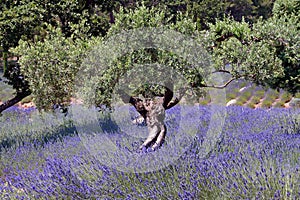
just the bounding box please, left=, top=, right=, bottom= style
left=226, top=92, right=237, bottom=101
left=247, top=102, right=256, bottom=108
left=254, top=90, right=266, bottom=99
left=237, top=96, right=249, bottom=104
left=250, top=96, right=262, bottom=104
left=273, top=101, right=285, bottom=108
left=240, top=90, right=252, bottom=101
left=280, top=91, right=293, bottom=103
left=20, top=95, right=33, bottom=104
left=261, top=99, right=273, bottom=108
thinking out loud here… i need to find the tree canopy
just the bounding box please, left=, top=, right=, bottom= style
left=0, top=0, right=299, bottom=112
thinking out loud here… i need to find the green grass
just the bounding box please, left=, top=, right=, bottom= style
left=254, top=90, right=266, bottom=99
left=240, top=90, right=252, bottom=101
left=250, top=96, right=262, bottom=105
left=261, top=99, right=273, bottom=108
left=222, top=80, right=296, bottom=108
left=247, top=102, right=256, bottom=108
left=237, top=96, right=248, bottom=104
left=198, top=98, right=210, bottom=105
left=266, top=90, right=280, bottom=101
left=280, top=91, right=293, bottom=103
left=273, top=101, right=285, bottom=108
left=226, top=92, right=237, bottom=101
left=20, top=95, right=33, bottom=104
left=0, top=78, right=15, bottom=102
left=239, top=81, right=248, bottom=88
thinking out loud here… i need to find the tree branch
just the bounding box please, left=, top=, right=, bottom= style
left=165, top=87, right=188, bottom=110
left=0, top=90, right=31, bottom=114
left=202, top=78, right=236, bottom=89
left=212, top=69, right=231, bottom=74
left=162, top=80, right=174, bottom=109
left=215, top=33, right=234, bottom=43
left=116, top=88, right=147, bottom=118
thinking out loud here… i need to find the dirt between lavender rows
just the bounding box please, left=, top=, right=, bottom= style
left=0, top=98, right=295, bottom=110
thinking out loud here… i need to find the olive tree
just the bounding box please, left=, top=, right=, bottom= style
left=206, top=0, right=299, bottom=94
left=75, top=0, right=299, bottom=110
left=0, top=0, right=111, bottom=113
left=12, top=25, right=94, bottom=110
left=6, top=0, right=299, bottom=114
left=78, top=4, right=208, bottom=109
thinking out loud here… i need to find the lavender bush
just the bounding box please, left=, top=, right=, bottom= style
left=0, top=106, right=299, bottom=199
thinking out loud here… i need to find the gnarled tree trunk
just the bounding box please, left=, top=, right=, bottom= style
left=117, top=83, right=187, bottom=150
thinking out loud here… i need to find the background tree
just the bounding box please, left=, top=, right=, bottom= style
left=0, top=0, right=44, bottom=112
left=12, top=25, right=93, bottom=110
left=206, top=0, right=299, bottom=94
left=0, top=0, right=112, bottom=113
left=82, top=1, right=298, bottom=109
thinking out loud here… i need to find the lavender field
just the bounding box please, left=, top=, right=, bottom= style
left=0, top=105, right=299, bottom=199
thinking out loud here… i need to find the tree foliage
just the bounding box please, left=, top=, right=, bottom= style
left=0, top=0, right=110, bottom=112
left=78, top=5, right=204, bottom=108
left=12, top=25, right=93, bottom=110
left=0, top=0, right=299, bottom=112
left=206, top=0, right=299, bottom=94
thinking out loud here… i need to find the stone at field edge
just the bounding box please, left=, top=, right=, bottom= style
left=226, top=99, right=237, bottom=106
left=289, top=98, right=300, bottom=108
